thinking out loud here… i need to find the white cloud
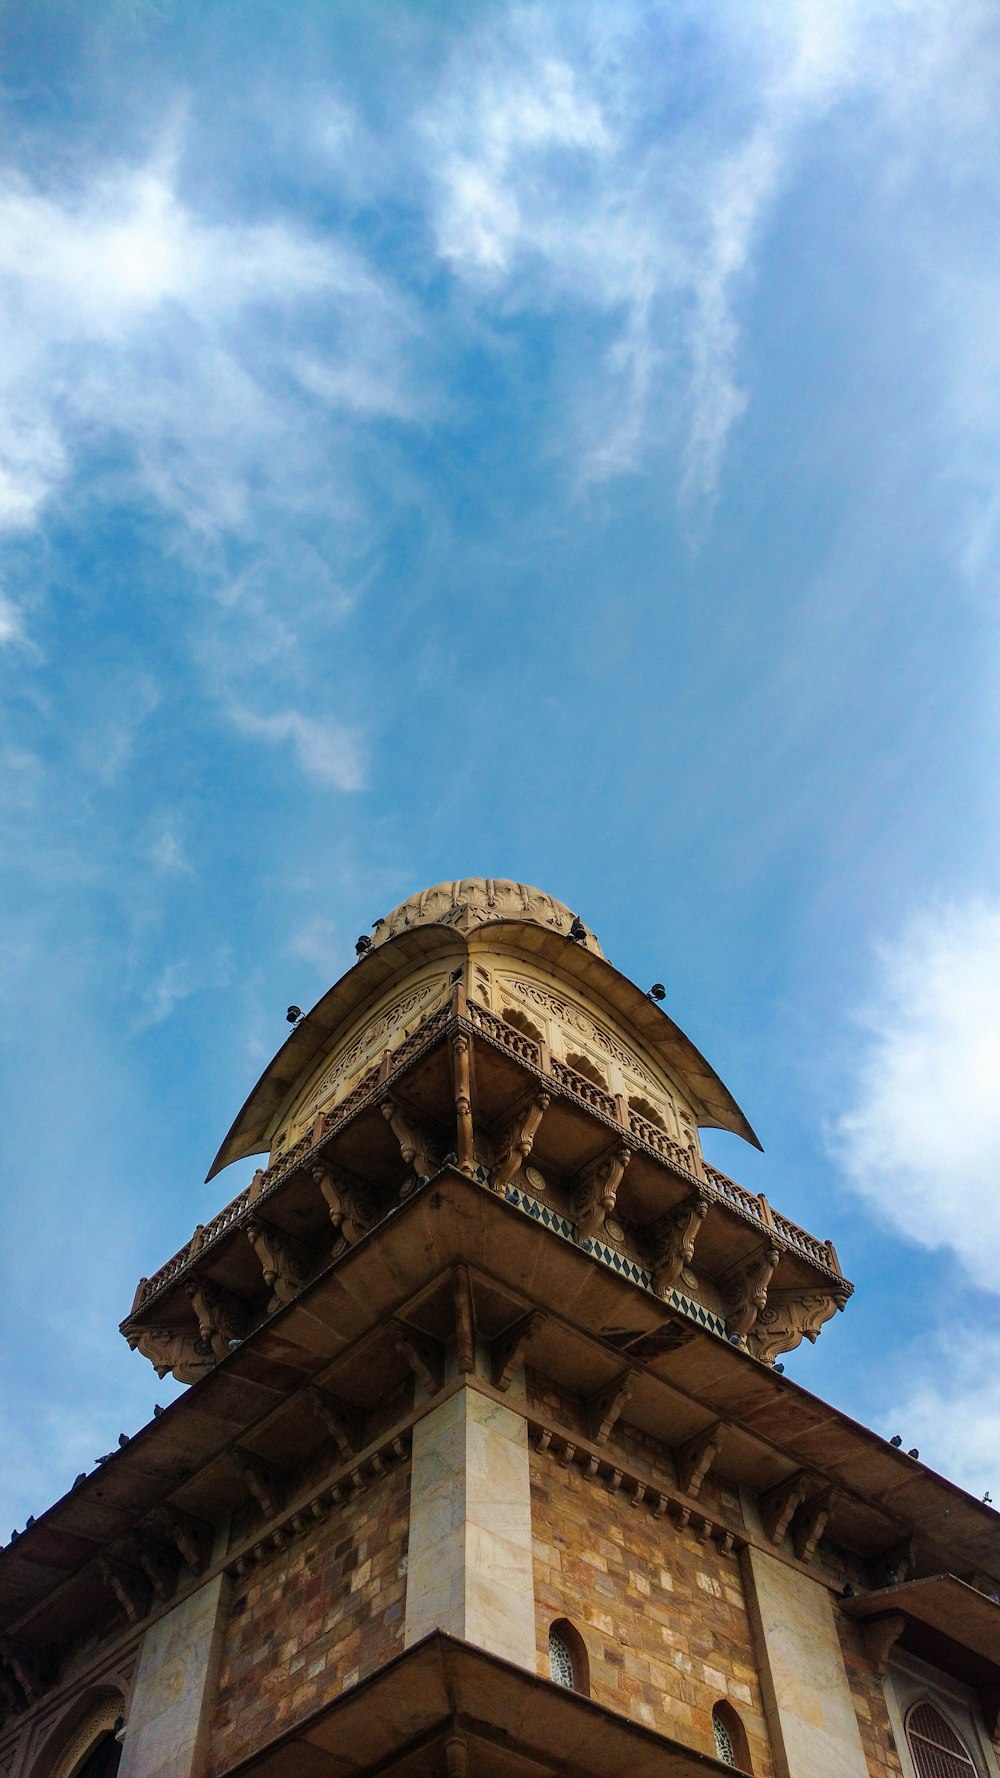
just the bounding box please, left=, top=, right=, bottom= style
left=0, top=589, right=23, bottom=643
left=831, top=898, right=1000, bottom=1294
left=882, top=1326, right=1000, bottom=1501
left=291, top=915, right=341, bottom=977
left=134, top=959, right=195, bottom=1030
left=230, top=705, right=365, bottom=790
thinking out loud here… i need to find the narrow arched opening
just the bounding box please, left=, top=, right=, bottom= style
left=712, top=1700, right=752, bottom=1770
left=565, top=1051, right=606, bottom=1088
left=547, top=1618, right=590, bottom=1696
left=503, top=1007, right=543, bottom=1045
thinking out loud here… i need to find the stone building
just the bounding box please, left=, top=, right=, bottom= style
left=1, top=878, right=998, bottom=1778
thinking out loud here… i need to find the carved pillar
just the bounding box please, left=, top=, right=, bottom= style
left=452, top=1033, right=475, bottom=1176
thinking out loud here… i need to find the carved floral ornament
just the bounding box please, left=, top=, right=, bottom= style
left=285, top=976, right=448, bottom=1138
left=370, top=879, right=603, bottom=953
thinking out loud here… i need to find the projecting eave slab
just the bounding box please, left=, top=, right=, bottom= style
left=219, top=1631, right=738, bottom=1778
left=842, top=1574, right=1000, bottom=1686
left=208, top=919, right=759, bottom=1180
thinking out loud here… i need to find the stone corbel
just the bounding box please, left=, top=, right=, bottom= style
left=0, top=1641, right=42, bottom=1709
left=146, top=1507, right=212, bottom=1575
left=677, top=1421, right=727, bottom=1499
left=491, top=1092, right=551, bottom=1194
left=185, top=1274, right=250, bottom=1360
left=311, top=1164, right=377, bottom=1250
left=126, top=1324, right=217, bottom=1385
left=233, top=1451, right=283, bottom=1519
left=587, top=1371, right=637, bottom=1446
left=304, top=1386, right=360, bottom=1460
left=492, top=1310, right=547, bottom=1392
left=860, top=1612, right=906, bottom=1678
left=791, top=1485, right=839, bottom=1563
left=98, top=1559, right=150, bottom=1626
left=759, top=1470, right=811, bottom=1545
left=380, top=1097, right=438, bottom=1186
left=573, top=1143, right=633, bottom=1243
left=747, top=1285, right=849, bottom=1366
left=390, top=1321, right=443, bottom=1395
left=650, top=1190, right=709, bottom=1299
left=246, top=1219, right=315, bottom=1311
left=721, top=1244, right=781, bottom=1339
left=123, top=1536, right=176, bottom=1603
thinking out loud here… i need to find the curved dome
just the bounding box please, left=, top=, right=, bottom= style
left=371, top=879, right=603, bottom=956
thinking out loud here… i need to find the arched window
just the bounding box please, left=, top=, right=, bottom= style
left=629, top=1095, right=667, bottom=1132
left=565, top=1051, right=606, bottom=1087
left=712, top=1701, right=752, bottom=1771
left=547, top=1619, right=589, bottom=1695
left=906, top=1701, right=979, bottom=1778
left=503, top=1008, right=543, bottom=1045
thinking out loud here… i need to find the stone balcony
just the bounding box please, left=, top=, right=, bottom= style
left=122, top=985, right=851, bottom=1384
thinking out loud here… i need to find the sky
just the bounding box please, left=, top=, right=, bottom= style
left=1, top=0, right=999, bottom=1537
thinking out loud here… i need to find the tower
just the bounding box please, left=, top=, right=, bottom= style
left=1, top=879, right=998, bottom=1778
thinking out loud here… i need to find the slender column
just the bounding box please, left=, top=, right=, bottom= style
left=452, top=1034, right=475, bottom=1176
left=404, top=1384, right=535, bottom=1670
left=741, top=1544, right=868, bottom=1778
left=118, top=1573, right=231, bottom=1778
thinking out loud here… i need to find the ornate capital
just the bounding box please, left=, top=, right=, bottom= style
left=127, top=1324, right=217, bottom=1384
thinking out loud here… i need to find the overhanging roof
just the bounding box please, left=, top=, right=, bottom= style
left=209, top=921, right=760, bottom=1179
left=842, top=1574, right=1000, bottom=1685
left=220, top=1631, right=740, bottom=1778
left=3, top=1172, right=996, bottom=1650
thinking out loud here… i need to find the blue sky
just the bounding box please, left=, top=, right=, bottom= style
left=2, top=0, right=1000, bottom=1535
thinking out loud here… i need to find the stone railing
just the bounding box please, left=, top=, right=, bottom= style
left=549, top=1056, right=617, bottom=1117
left=127, top=991, right=845, bottom=1321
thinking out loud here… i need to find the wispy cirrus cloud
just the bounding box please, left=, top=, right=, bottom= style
left=229, top=705, right=365, bottom=790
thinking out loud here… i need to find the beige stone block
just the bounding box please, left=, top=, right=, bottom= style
left=743, top=1545, right=869, bottom=1778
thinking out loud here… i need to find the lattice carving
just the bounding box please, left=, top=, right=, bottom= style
left=293, top=977, right=446, bottom=1128
left=498, top=976, right=662, bottom=1093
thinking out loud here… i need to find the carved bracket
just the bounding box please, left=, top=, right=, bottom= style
left=587, top=1371, right=637, bottom=1446
left=748, top=1286, right=849, bottom=1366
left=304, top=1387, right=361, bottom=1460
left=98, top=1559, right=150, bottom=1625
left=381, top=1098, right=438, bottom=1185
left=860, top=1611, right=906, bottom=1678
left=760, top=1470, right=811, bottom=1545
left=311, top=1164, right=377, bottom=1250
left=573, top=1143, right=633, bottom=1243
left=121, top=1535, right=177, bottom=1603
left=491, top=1092, right=551, bottom=1195
left=126, top=1324, right=217, bottom=1385
left=246, top=1219, right=315, bottom=1311
left=390, top=1321, right=444, bottom=1395
left=233, top=1451, right=284, bottom=1519
left=650, top=1191, right=709, bottom=1300
left=185, top=1275, right=250, bottom=1360
left=721, top=1244, right=781, bottom=1339
left=146, top=1507, right=213, bottom=1576
left=492, top=1311, right=547, bottom=1392
left=791, top=1486, right=839, bottom=1563
left=677, top=1421, right=727, bottom=1499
